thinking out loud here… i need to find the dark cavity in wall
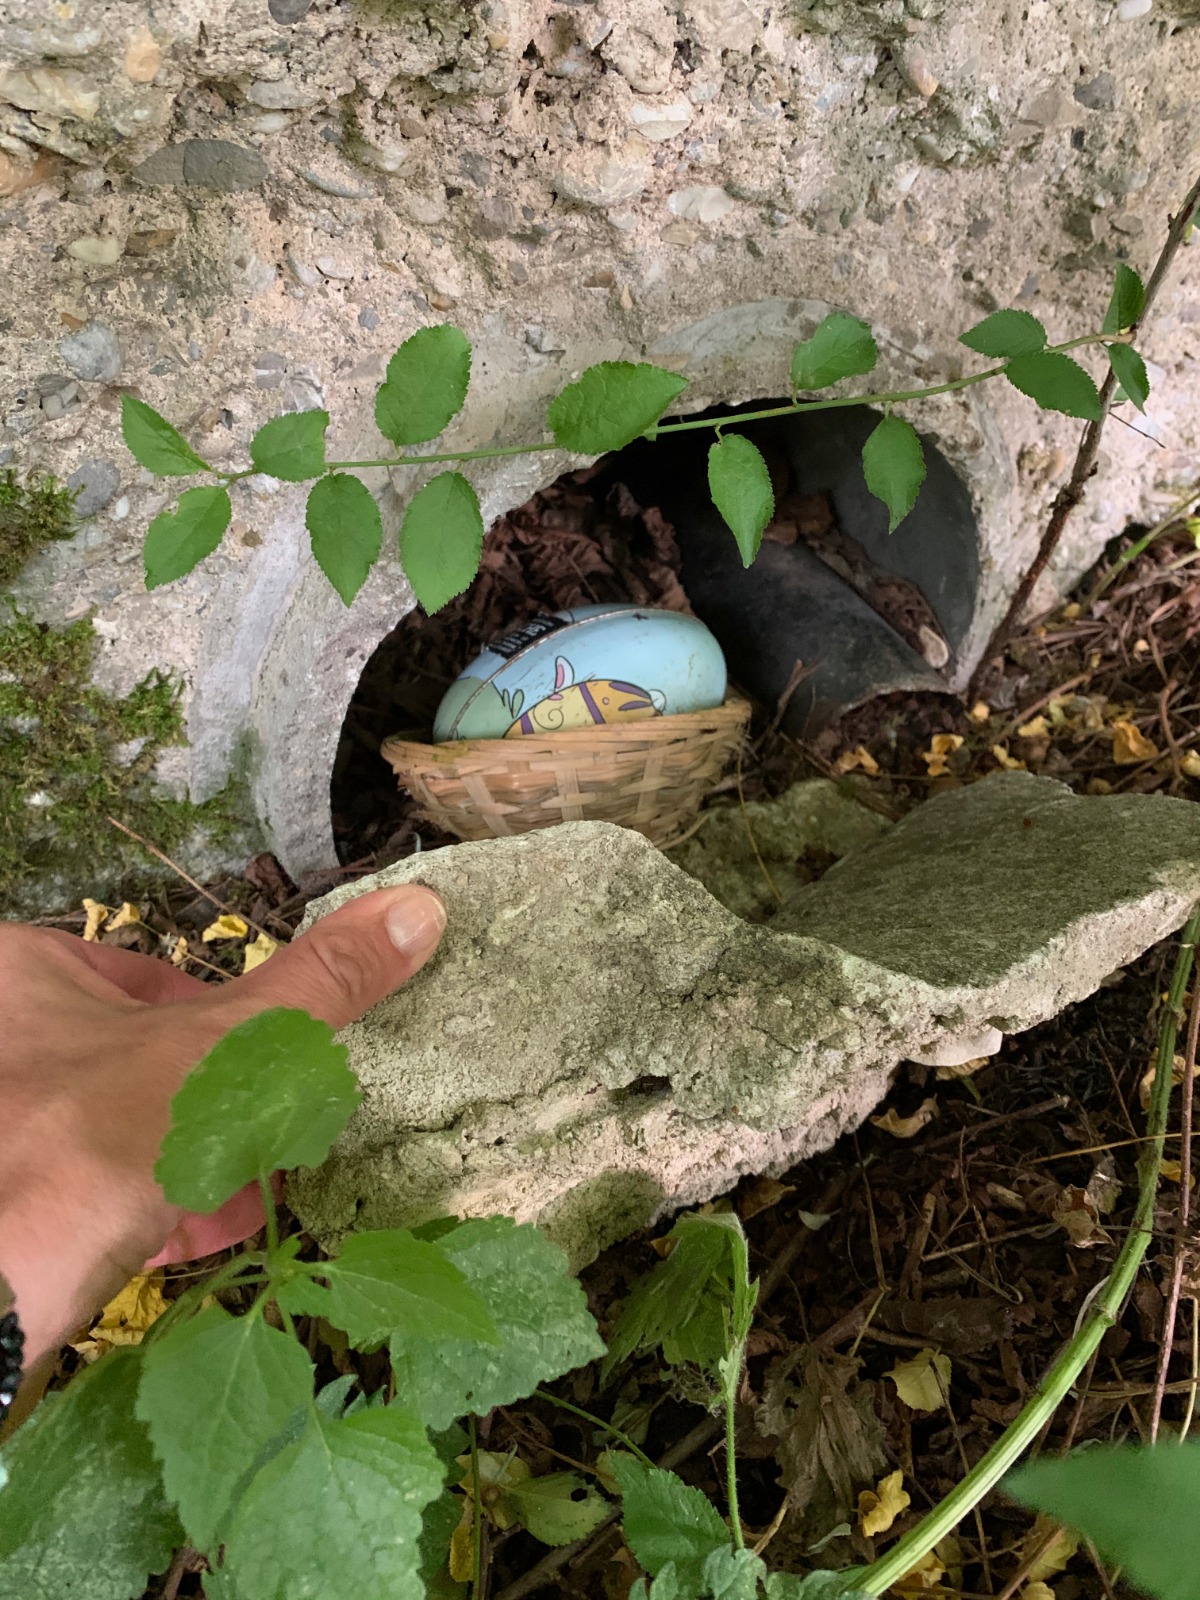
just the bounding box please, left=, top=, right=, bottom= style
left=330, top=401, right=980, bottom=865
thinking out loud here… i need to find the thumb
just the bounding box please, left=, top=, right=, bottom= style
left=217, top=884, right=446, bottom=1031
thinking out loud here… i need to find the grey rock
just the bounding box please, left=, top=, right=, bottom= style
left=134, top=139, right=268, bottom=192
left=269, top=0, right=315, bottom=20
left=35, top=374, right=81, bottom=419
left=288, top=774, right=1200, bottom=1268
left=255, top=352, right=288, bottom=388
left=284, top=250, right=321, bottom=287
left=357, top=307, right=380, bottom=330
left=315, top=255, right=355, bottom=281
left=1074, top=73, right=1117, bottom=112
left=58, top=321, right=122, bottom=383
left=66, top=458, right=121, bottom=517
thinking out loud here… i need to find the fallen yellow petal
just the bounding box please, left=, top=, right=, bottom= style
left=834, top=745, right=881, bottom=777
left=888, top=1348, right=952, bottom=1412
left=1181, top=750, right=1200, bottom=779
left=105, top=901, right=142, bottom=931
left=1111, top=718, right=1160, bottom=766
left=1025, top=1515, right=1079, bottom=1582
left=169, top=935, right=190, bottom=968
left=243, top=931, right=279, bottom=973
left=968, top=701, right=991, bottom=724
left=858, top=1468, right=910, bottom=1537
left=202, top=912, right=250, bottom=942
left=891, top=1547, right=945, bottom=1594
left=82, top=898, right=109, bottom=942
left=872, top=1097, right=938, bottom=1139
left=991, top=743, right=1026, bottom=771
left=920, top=733, right=963, bottom=778
left=1016, top=715, right=1050, bottom=739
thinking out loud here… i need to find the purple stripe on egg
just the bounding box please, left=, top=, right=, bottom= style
left=618, top=700, right=651, bottom=713
left=579, top=682, right=605, bottom=724
left=609, top=680, right=644, bottom=694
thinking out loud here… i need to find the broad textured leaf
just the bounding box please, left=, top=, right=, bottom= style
left=121, top=393, right=210, bottom=476
left=306, top=473, right=383, bottom=604
left=548, top=362, right=688, bottom=453
left=703, top=1547, right=766, bottom=1599
left=1007, top=1443, right=1200, bottom=1600
left=155, top=1008, right=361, bottom=1212
left=1102, top=261, right=1146, bottom=335
left=299, top=1229, right=498, bottom=1349
left=399, top=470, right=483, bottom=614
left=958, top=310, right=1046, bottom=358
left=0, top=1349, right=181, bottom=1600
left=509, top=1471, right=611, bottom=1546
left=612, top=1456, right=730, bottom=1587
left=1004, top=352, right=1102, bottom=420
left=389, top=1218, right=604, bottom=1429
left=136, top=1305, right=313, bottom=1554
left=249, top=409, right=329, bottom=482
left=764, top=1573, right=870, bottom=1599
left=144, top=485, right=231, bottom=588
left=604, top=1212, right=739, bottom=1377
left=790, top=314, right=877, bottom=392
left=861, top=415, right=926, bottom=534
left=375, top=325, right=472, bottom=446
left=1106, top=342, right=1149, bottom=412
left=708, top=435, right=774, bottom=567
left=221, top=1404, right=443, bottom=1600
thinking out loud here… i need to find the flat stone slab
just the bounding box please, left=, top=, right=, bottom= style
left=288, top=774, right=1200, bottom=1268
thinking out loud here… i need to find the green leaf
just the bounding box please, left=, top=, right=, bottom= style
left=389, top=1218, right=604, bottom=1430
left=1007, top=1443, right=1200, bottom=1600
left=221, top=1404, right=443, bottom=1600
left=612, top=1456, right=731, bottom=1588
left=604, top=1212, right=743, bottom=1378
left=958, top=309, right=1047, bottom=358
left=296, top=1229, right=499, bottom=1350
left=135, top=1304, right=312, bottom=1555
left=375, top=324, right=472, bottom=446
left=420, top=1486, right=469, bottom=1600
left=708, top=435, right=774, bottom=567
left=1102, top=262, right=1146, bottom=335
left=398, top=470, right=484, bottom=614
left=509, top=1471, right=611, bottom=1546
left=1106, top=342, right=1150, bottom=412
left=790, top=314, right=877, bottom=392
left=306, top=473, right=383, bottom=605
left=861, top=414, right=926, bottom=534
left=703, top=1547, right=767, bottom=1599
left=0, top=1350, right=182, bottom=1600
left=1004, top=352, right=1103, bottom=420
left=121, top=393, right=211, bottom=476
left=143, top=485, right=231, bottom=589
left=548, top=362, right=688, bottom=454
left=155, top=1007, right=361, bottom=1212
left=763, top=1573, right=870, bottom=1599
left=249, top=409, right=329, bottom=482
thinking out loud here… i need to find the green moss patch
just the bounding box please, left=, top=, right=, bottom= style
left=0, top=469, right=77, bottom=587
left=0, top=607, right=236, bottom=914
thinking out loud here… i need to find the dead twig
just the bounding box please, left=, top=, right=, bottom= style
left=105, top=815, right=275, bottom=944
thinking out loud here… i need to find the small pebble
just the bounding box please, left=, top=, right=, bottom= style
left=315, top=255, right=354, bottom=281
left=1116, top=0, right=1151, bottom=16
left=67, top=458, right=121, bottom=518
left=59, top=321, right=122, bottom=382
left=255, top=351, right=288, bottom=388
left=111, top=495, right=130, bottom=520
left=123, top=24, right=161, bottom=83
left=1074, top=72, right=1116, bottom=111
left=268, top=0, right=315, bottom=20
left=357, top=307, right=380, bottom=330
left=67, top=235, right=121, bottom=266
left=188, top=341, right=202, bottom=361
left=284, top=250, right=320, bottom=287
left=36, top=374, right=82, bottom=420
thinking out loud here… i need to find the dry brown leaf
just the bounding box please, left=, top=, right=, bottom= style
left=1111, top=718, right=1160, bottom=765
left=887, top=1349, right=952, bottom=1412
left=920, top=734, right=963, bottom=777
left=242, top=931, right=279, bottom=973
left=1139, top=1053, right=1187, bottom=1110
left=1161, top=1159, right=1195, bottom=1188
left=739, top=1174, right=795, bottom=1220
left=858, top=1469, right=910, bottom=1537
left=872, top=1097, right=938, bottom=1139
left=82, top=898, right=109, bottom=942
left=1052, top=1185, right=1111, bottom=1248
left=202, top=912, right=249, bottom=942
left=1024, top=1515, right=1080, bottom=1582
left=449, top=1499, right=474, bottom=1583
left=990, top=743, right=1026, bottom=771
left=834, top=745, right=881, bottom=777
left=934, top=1055, right=990, bottom=1081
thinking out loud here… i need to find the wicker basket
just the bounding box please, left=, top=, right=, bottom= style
left=381, top=697, right=751, bottom=847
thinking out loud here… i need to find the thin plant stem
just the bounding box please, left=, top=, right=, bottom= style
left=725, top=1338, right=746, bottom=1551
left=531, top=1388, right=656, bottom=1469
left=856, top=909, right=1200, bottom=1597
left=469, top=1413, right=486, bottom=1600
left=1082, top=482, right=1200, bottom=610
left=142, top=1253, right=266, bottom=1348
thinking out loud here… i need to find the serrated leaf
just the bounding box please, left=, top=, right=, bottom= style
left=548, top=362, right=688, bottom=454
left=1106, top=342, right=1149, bottom=412
left=1007, top=1443, right=1200, bottom=1600
left=708, top=435, right=774, bottom=567
left=861, top=414, right=926, bottom=534
left=1004, top=352, right=1102, bottom=420
left=399, top=470, right=483, bottom=614
left=612, top=1456, right=731, bottom=1587
left=763, top=1572, right=871, bottom=1599
left=389, top=1217, right=604, bottom=1429
left=1102, top=261, right=1146, bottom=335
left=220, top=1404, right=443, bottom=1600
left=508, top=1471, right=611, bottom=1546
left=121, top=393, right=210, bottom=476
left=375, top=324, right=472, bottom=446
left=703, top=1546, right=766, bottom=1599
left=155, top=1008, right=361, bottom=1212
left=790, top=313, right=877, bottom=392
left=0, top=1349, right=182, bottom=1600
left=306, top=473, right=383, bottom=604
left=249, top=409, right=328, bottom=482
left=143, top=485, right=231, bottom=588
left=135, top=1304, right=313, bottom=1554
left=958, top=309, right=1047, bottom=358
left=296, top=1229, right=498, bottom=1350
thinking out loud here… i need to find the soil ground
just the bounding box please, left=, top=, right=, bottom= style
left=20, top=471, right=1200, bottom=1600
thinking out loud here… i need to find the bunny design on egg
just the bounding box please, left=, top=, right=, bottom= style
left=504, top=655, right=666, bottom=737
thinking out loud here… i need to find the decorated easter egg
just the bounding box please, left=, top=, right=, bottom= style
left=433, top=603, right=728, bottom=742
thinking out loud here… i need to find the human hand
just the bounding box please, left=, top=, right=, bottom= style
left=0, top=884, right=445, bottom=1365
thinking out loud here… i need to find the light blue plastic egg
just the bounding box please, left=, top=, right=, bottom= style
left=432, top=603, right=728, bottom=742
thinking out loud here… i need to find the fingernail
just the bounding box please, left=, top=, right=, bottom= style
left=384, top=885, right=447, bottom=958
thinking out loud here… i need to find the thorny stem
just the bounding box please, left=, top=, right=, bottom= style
left=531, top=1389, right=656, bottom=1470
left=855, top=909, right=1200, bottom=1597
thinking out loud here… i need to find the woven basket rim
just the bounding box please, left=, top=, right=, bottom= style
left=381, top=695, right=751, bottom=767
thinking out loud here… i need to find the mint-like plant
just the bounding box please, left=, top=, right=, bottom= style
left=119, top=264, right=1148, bottom=616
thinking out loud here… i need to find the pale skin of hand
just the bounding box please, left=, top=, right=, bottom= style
left=0, top=884, right=446, bottom=1368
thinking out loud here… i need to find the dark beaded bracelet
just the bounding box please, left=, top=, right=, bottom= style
left=0, top=1308, right=23, bottom=1415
